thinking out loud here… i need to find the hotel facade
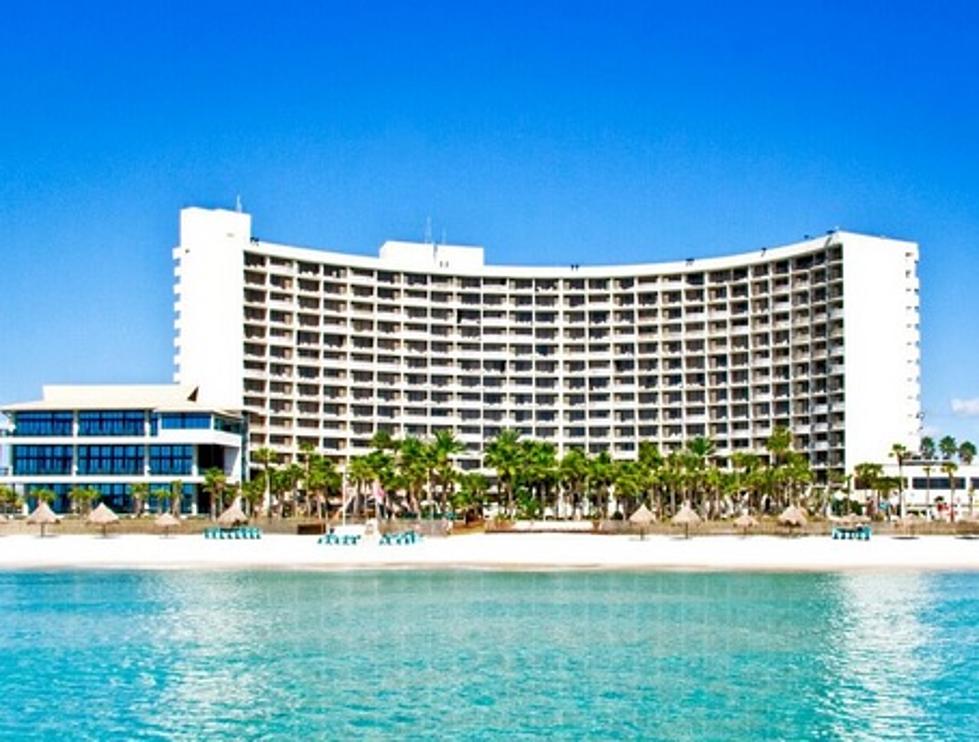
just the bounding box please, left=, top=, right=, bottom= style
left=0, top=385, right=244, bottom=513
left=174, top=207, right=921, bottom=484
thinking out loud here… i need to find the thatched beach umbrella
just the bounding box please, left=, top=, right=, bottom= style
left=217, top=501, right=248, bottom=527
left=671, top=503, right=701, bottom=539
left=629, top=504, right=656, bottom=540
left=733, top=512, right=759, bottom=536
left=778, top=505, right=808, bottom=535
left=155, top=512, right=180, bottom=538
left=26, top=501, right=59, bottom=538
left=87, top=502, right=120, bottom=538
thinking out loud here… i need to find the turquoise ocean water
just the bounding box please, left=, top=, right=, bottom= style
left=1, top=570, right=977, bottom=740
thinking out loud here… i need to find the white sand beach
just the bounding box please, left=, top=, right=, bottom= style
left=1, top=532, right=979, bottom=571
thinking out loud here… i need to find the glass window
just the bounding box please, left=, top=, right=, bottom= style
left=149, top=445, right=193, bottom=475
left=158, top=413, right=212, bottom=430
left=13, top=445, right=73, bottom=474
left=13, top=412, right=73, bottom=436
left=76, top=445, right=144, bottom=475
left=213, top=416, right=244, bottom=435
left=78, top=411, right=146, bottom=436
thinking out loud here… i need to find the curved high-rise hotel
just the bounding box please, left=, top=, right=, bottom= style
left=174, top=207, right=920, bottom=483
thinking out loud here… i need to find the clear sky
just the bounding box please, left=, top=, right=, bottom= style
left=1, top=1, right=978, bottom=443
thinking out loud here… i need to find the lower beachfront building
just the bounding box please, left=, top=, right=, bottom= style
left=873, top=460, right=979, bottom=520
left=0, top=385, right=244, bottom=514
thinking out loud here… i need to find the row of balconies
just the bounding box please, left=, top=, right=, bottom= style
left=244, top=269, right=844, bottom=298
left=246, top=296, right=845, bottom=324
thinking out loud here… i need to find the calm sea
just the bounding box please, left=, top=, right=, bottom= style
left=0, top=570, right=977, bottom=740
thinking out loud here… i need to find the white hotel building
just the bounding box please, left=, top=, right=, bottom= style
left=175, top=207, right=921, bottom=483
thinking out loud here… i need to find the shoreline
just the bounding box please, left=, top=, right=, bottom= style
left=2, top=533, right=979, bottom=573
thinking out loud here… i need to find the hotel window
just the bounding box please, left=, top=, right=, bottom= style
left=77, top=445, right=143, bottom=475
left=12, top=412, right=73, bottom=436
left=158, top=413, right=211, bottom=430
left=78, top=411, right=145, bottom=436
left=149, top=445, right=193, bottom=475
left=13, top=445, right=73, bottom=475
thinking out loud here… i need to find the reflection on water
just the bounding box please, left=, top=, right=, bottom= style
left=0, top=570, right=977, bottom=740
left=823, top=574, right=938, bottom=739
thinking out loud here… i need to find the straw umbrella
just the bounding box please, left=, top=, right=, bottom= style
left=27, top=501, right=59, bottom=538
left=87, top=502, right=120, bottom=538
left=629, top=504, right=656, bottom=540
left=217, top=500, right=248, bottom=528
left=778, top=505, right=808, bottom=536
left=671, top=503, right=702, bottom=539
left=155, top=512, right=180, bottom=538
left=733, top=512, right=759, bottom=537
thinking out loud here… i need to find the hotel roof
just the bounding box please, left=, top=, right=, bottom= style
left=2, top=384, right=241, bottom=417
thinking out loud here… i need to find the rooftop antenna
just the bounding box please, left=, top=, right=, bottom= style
left=441, top=227, right=447, bottom=246
left=235, top=194, right=243, bottom=213
left=424, top=216, right=433, bottom=245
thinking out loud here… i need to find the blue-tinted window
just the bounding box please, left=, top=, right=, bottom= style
left=13, top=445, right=73, bottom=474
left=911, top=476, right=966, bottom=490
left=214, top=416, right=244, bottom=435
left=76, top=445, right=144, bottom=475
left=13, top=412, right=73, bottom=436
left=149, top=445, right=193, bottom=475
left=159, top=413, right=211, bottom=430
left=78, top=411, right=146, bottom=436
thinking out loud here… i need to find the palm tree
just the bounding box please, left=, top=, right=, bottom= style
left=397, top=436, right=429, bottom=515
left=285, top=462, right=305, bottom=517
left=958, top=440, right=976, bottom=466
left=661, top=451, right=686, bottom=516
left=241, top=477, right=265, bottom=516
left=919, top=436, right=937, bottom=519
left=484, top=429, right=522, bottom=517
left=69, top=485, right=97, bottom=515
left=637, top=441, right=664, bottom=515
left=731, top=452, right=758, bottom=512
left=202, top=468, right=228, bottom=519
left=370, top=429, right=398, bottom=453
left=169, top=479, right=184, bottom=515
left=939, top=435, right=958, bottom=461
left=766, top=427, right=796, bottom=507
left=889, top=443, right=910, bottom=518
left=853, top=462, right=883, bottom=515
left=130, top=482, right=150, bottom=516
left=346, top=456, right=374, bottom=517
left=304, top=450, right=339, bottom=520
left=613, top=460, right=644, bottom=517
left=520, top=439, right=558, bottom=515
left=429, top=430, right=464, bottom=512
left=588, top=451, right=615, bottom=519
left=683, top=437, right=715, bottom=513
left=0, top=485, right=18, bottom=516
left=559, top=447, right=590, bottom=518
left=454, top=472, right=489, bottom=521
left=251, top=446, right=277, bottom=517
left=942, top=460, right=959, bottom=523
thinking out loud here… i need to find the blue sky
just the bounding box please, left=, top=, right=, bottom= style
left=1, top=1, right=978, bottom=442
